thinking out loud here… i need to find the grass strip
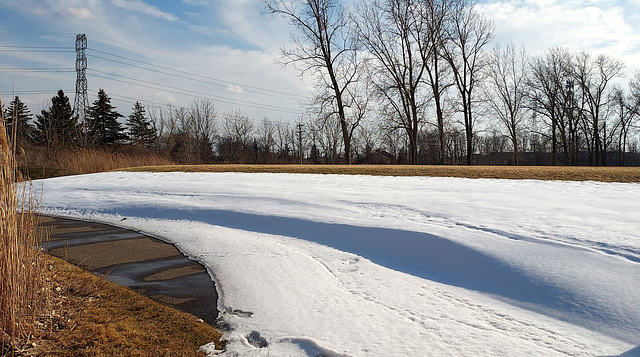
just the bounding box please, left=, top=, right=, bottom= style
left=20, top=254, right=223, bottom=356
left=123, top=164, right=640, bottom=183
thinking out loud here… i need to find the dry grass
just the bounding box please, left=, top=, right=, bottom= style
left=20, top=255, right=223, bottom=356
left=123, top=164, right=640, bottom=183
left=19, top=147, right=175, bottom=179
left=55, top=148, right=174, bottom=175
left=1, top=99, right=48, bottom=355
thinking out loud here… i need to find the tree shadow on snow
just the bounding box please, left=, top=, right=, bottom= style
left=111, top=207, right=639, bottom=344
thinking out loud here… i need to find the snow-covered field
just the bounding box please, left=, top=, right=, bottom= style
left=33, top=172, right=640, bottom=356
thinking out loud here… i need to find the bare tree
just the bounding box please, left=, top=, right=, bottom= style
left=264, top=0, right=361, bottom=164
left=188, top=99, right=217, bottom=162
left=354, top=0, right=430, bottom=164
left=273, top=120, right=295, bottom=161
left=442, top=0, right=494, bottom=165
left=313, top=112, right=343, bottom=163
left=527, top=47, right=573, bottom=165
left=220, top=111, right=255, bottom=163
left=417, top=0, right=455, bottom=164
left=571, top=52, right=624, bottom=165
left=611, top=72, right=640, bottom=165
left=353, top=120, right=380, bottom=163
left=627, top=71, right=640, bottom=160
left=256, top=118, right=277, bottom=163
left=484, top=43, right=529, bottom=165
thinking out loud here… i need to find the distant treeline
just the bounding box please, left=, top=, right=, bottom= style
left=4, top=1, right=640, bottom=166
left=2, top=84, right=640, bottom=166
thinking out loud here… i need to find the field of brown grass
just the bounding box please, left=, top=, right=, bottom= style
left=124, top=164, right=640, bottom=183
left=19, top=146, right=175, bottom=179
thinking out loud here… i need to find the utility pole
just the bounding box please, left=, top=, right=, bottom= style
left=297, top=122, right=304, bottom=164
left=74, top=34, right=89, bottom=145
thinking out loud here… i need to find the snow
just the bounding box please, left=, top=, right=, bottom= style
left=32, top=172, right=640, bottom=356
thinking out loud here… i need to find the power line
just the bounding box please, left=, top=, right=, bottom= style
left=0, top=89, right=70, bottom=95
left=88, top=52, right=304, bottom=102
left=0, top=86, right=298, bottom=127
left=0, top=65, right=300, bottom=115
left=88, top=69, right=301, bottom=114
left=0, top=48, right=74, bottom=53
left=0, top=67, right=75, bottom=72
left=0, top=45, right=72, bottom=49
left=0, top=34, right=307, bottom=120
left=86, top=48, right=307, bottom=101
left=89, top=89, right=297, bottom=128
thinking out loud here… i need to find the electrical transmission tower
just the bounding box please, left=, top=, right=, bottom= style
left=74, top=34, right=89, bottom=144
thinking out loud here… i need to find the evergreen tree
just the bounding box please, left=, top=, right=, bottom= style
left=87, top=89, right=125, bottom=146
left=126, top=101, right=157, bottom=148
left=3, top=96, right=34, bottom=142
left=35, top=90, right=78, bottom=149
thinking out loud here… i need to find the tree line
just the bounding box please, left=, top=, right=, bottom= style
left=263, top=0, right=640, bottom=166
left=3, top=89, right=157, bottom=152
left=3, top=0, right=640, bottom=166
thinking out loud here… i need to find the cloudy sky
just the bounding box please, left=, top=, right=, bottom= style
left=1, top=0, right=639, bottom=123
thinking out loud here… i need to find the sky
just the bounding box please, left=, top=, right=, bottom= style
left=1, top=0, right=639, bottom=124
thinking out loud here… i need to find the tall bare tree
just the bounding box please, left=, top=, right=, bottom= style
left=256, top=118, right=277, bottom=163
left=417, top=0, right=455, bottom=164
left=188, top=99, right=218, bottom=162
left=484, top=43, right=529, bottom=165
left=624, top=71, right=640, bottom=163
left=442, top=0, right=494, bottom=165
left=527, top=47, right=573, bottom=165
left=220, top=111, right=255, bottom=163
left=354, top=0, right=430, bottom=164
left=571, top=52, right=624, bottom=165
left=264, top=0, right=361, bottom=164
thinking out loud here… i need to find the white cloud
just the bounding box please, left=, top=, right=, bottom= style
left=182, top=0, right=213, bottom=5
left=62, top=7, right=92, bottom=19
left=217, top=0, right=291, bottom=52
left=110, top=0, right=180, bottom=22
left=227, top=85, right=244, bottom=93
left=189, top=24, right=215, bottom=35
left=477, top=0, right=640, bottom=75
left=0, top=0, right=96, bottom=19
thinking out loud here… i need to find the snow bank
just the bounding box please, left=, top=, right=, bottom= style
left=34, top=172, right=640, bottom=356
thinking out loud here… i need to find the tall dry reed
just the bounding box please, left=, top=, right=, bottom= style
left=0, top=97, right=47, bottom=354
left=56, top=148, right=174, bottom=174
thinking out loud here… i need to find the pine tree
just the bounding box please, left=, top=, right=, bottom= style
left=87, top=89, right=125, bottom=146
left=126, top=101, right=157, bottom=149
left=3, top=96, right=34, bottom=142
left=35, top=90, right=78, bottom=149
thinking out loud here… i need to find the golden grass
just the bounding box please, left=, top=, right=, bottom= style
left=1, top=98, right=48, bottom=354
left=22, top=255, right=223, bottom=356
left=51, top=148, right=174, bottom=176
left=15, top=146, right=176, bottom=180
left=123, top=164, right=640, bottom=183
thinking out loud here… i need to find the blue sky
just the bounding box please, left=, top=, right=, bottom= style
left=1, top=0, right=639, bottom=123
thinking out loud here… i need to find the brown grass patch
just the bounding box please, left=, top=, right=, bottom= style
left=123, top=164, right=640, bottom=183
left=56, top=148, right=174, bottom=175
left=19, top=146, right=175, bottom=179
left=19, top=255, right=223, bottom=356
